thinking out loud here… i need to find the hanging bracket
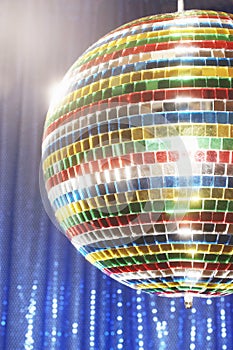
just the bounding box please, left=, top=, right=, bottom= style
left=184, top=293, right=193, bottom=309
left=178, top=0, right=184, bottom=12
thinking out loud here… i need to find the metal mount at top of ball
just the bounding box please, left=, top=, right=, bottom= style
left=178, top=0, right=184, bottom=12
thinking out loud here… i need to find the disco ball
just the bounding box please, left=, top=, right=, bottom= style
left=42, top=9, right=233, bottom=307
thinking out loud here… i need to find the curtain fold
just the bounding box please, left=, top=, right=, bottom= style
left=1, top=1, right=233, bottom=349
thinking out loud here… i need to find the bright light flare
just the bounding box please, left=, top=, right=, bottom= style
left=179, top=228, right=192, bottom=236
left=186, top=270, right=202, bottom=280
left=188, top=249, right=197, bottom=256
left=191, top=196, right=201, bottom=202
left=47, top=79, right=69, bottom=112
left=175, top=45, right=199, bottom=55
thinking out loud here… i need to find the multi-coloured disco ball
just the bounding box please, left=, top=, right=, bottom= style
left=42, top=9, right=233, bottom=306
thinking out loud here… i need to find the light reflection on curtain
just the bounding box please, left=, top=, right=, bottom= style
left=1, top=0, right=233, bottom=349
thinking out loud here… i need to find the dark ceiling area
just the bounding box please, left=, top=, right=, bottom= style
left=97, top=0, right=233, bottom=40
left=146, top=0, right=233, bottom=14
left=184, top=0, right=233, bottom=12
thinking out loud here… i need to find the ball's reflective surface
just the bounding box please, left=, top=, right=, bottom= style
left=42, top=10, right=233, bottom=298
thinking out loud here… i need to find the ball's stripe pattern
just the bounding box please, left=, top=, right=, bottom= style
left=43, top=10, right=233, bottom=297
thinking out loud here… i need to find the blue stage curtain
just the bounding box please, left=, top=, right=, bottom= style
left=1, top=1, right=233, bottom=349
